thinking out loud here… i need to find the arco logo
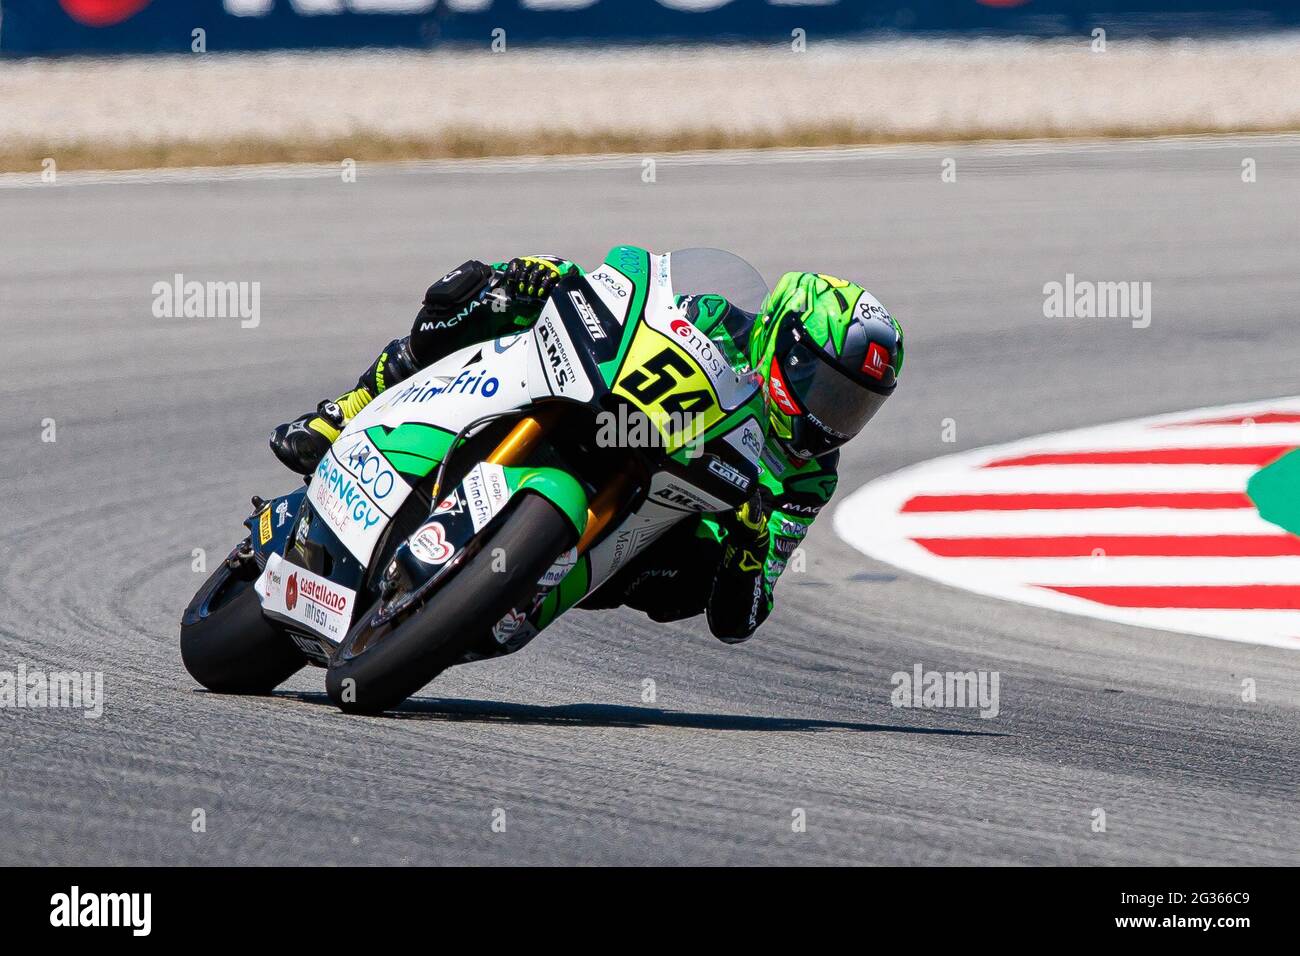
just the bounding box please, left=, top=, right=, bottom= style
left=59, top=0, right=152, bottom=27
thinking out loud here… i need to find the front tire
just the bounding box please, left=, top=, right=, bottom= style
left=181, top=560, right=307, bottom=694
left=326, top=492, right=574, bottom=715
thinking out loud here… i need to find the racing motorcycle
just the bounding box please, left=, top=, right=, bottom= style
left=181, top=246, right=771, bottom=714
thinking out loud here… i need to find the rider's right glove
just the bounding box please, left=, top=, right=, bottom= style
left=501, top=255, right=567, bottom=307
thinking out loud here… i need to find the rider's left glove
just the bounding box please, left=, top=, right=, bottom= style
left=719, top=495, right=769, bottom=571
left=706, top=494, right=772, bottom=644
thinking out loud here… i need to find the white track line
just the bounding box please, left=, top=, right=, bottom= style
left=896, top=465, right=1259, bottom=494
left=938, top=557, right=1300, bottom=586
left=882, top=509, right=1282, bottom=537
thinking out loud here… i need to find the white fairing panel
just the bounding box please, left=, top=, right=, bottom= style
left=310, top=333, right=538, bottom=563
left=531, top=302, right=595, bottom=402
left=349, top=333, right=538, bottom=436
left=307, top=431, right=415, bottom=565
left=584, top=263, right=635, bottom=324
left=256, top=552, right=357, bottom=644
left=583, top=502, right=684, bottom=587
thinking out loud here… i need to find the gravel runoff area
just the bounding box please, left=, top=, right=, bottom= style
left=4, top=36, right=1300, bottom=170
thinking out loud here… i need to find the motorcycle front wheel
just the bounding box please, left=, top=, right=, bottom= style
left=326, top=492, right=575, bottom=715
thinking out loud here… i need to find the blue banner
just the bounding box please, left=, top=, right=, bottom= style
left=4, top=1, right=1299, bottom=56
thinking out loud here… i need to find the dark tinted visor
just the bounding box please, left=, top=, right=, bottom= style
left=780, top=337, right=891, bottom=440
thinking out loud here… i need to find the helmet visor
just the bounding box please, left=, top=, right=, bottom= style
left=779, top=337, right=891, bottom=443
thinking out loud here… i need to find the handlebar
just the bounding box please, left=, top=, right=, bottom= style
left=476, top=268, right=514, bottom=313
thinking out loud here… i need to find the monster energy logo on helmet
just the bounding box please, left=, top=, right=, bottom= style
left=752, top=271, right=904, bottom=460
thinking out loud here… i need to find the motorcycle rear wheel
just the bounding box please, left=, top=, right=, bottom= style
left=180, top=559, right=307, bottom=694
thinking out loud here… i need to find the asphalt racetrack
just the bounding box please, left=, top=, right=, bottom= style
left=2, top=136, right=1298, bottom=865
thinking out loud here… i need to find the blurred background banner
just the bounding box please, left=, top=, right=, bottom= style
left=5, top=0, right=1300, bottom=56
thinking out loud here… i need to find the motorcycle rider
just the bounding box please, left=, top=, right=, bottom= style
left=271, top=251, right=904, bottom=645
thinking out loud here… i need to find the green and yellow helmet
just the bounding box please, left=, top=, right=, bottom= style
left=751, top=271, right=904, bottom=460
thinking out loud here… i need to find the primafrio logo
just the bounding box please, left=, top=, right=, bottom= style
left=390, top=369, right=499, bottom=404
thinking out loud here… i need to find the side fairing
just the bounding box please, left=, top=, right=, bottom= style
left=305, top=333, right=537, bottom=566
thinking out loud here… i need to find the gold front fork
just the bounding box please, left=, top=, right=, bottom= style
left=576, top=471, right=635, bottom=556
left=482, top=413, right=634, bottom=556
left=486, top=415, right=548, bottom=466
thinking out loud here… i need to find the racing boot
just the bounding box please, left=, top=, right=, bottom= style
left=270, top=337, right=420, bottom=475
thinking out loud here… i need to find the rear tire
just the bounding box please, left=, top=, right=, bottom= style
left=326, top=493, right=574, bottom=715
left=181, top=561, right=306, bottom=694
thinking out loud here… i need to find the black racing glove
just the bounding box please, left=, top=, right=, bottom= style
left=501, top=255, right=566, bottom=307
left=720, top=495, right=770, bottom=563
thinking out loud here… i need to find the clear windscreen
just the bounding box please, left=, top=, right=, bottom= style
left=666, top=248, right=770, bottom=313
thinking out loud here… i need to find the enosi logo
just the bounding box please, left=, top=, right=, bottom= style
left=59, top=0, right=152, bottom=27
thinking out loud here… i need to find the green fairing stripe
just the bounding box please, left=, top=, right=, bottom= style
left=502, top=465, right=590, bottom=537
left=596, top=245, right=651, bottom=387
left=366, top=423, right=455, bottom=478
left=536, top=556, right=592, bottom=628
